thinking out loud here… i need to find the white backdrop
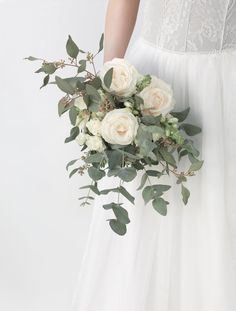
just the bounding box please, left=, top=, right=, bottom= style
left=0, top=1, right=143, bottom=310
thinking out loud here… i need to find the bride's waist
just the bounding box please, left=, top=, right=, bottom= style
left=140, top=36, right=236, bottom=55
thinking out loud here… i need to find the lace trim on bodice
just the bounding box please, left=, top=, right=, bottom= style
left=141, top=0, right=236, bottom=53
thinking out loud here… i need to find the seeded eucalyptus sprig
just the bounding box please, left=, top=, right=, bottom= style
left=26, top=33, right=203, bottom=236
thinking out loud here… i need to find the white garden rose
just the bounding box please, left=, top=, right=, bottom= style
left=74, top=96, right=87, bottom=110
left=139, top=76, right=175, bottom=117
left=76, top=132, right=87, bottom=145
left=99, top=58, right=140, bottom=97
left=86, top=135, right=105, bottom=152
left=100, top=108, right=139, bottom=145
left=86, top=118, right=102, bottom=136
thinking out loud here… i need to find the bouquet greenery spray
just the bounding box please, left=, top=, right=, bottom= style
left=25, top=34, right=203, bottom=235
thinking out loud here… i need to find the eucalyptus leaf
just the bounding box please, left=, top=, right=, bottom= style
left=152, top=197, right=169, bottom=216
left=85, top=153, right=105, bottom=164
left=142, top=186, right=154, bottom=205
left=89, top=77, right=102, bottom=89
left=69, top=168, right=79, bottom=178
left=40, top=74, right=50, bottom=89
left=24, top=56, right=41, bottom=61
left=66, top=159, right=78, bottom=171
left=117, top=167, right=137, bottom=182
left=58, top=97, right=71, bottom=116
left=65, top=127, right=80, bottom=143
left=77, top=59, right=86, bottom=73
left=104, top=67, right=113, bottom=89
left=80, top=184, right=100, bottom=195
left=107, top=169, right=120, bottom=177
left=106, top=150, right=123, bottom=169
left=181, top=184, right=190, bottom=205
left=109, top=219, right=127, bottom=236
left=180, top=123, right=202, bottom=136
left=66, top=35, right=79, bottom=59
left=113, top=205, right=130, bottom=224
left=86, top=84, right=101, bottom=102
left=55, top=76, right=75, bottom=95
left=69, top=106, right=78, bottom=125
left=158, top=147, right=177, bottom=168
left=171, top=107, right=190, bottom=122
left=119, top=186, right=135, bottom=204
left=78, top=196, right=94, bottom=200
left=41, top=63, right=57, bottom=74
left=98, top=33, right=104, bottom=53
left=88, top=167, right=105, bottom=181
left=137, top=173, right=148, bottom=190
left=103, top=202, right=119, bottom=210
left=146, top=170, right=162, bottom=178
left=189, top=160, right=204, bottom=172
left=100, top=187, right=120, bottom=195
left=183, top=140, right=200, bottom=157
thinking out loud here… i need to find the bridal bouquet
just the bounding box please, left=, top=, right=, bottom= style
left=26, top=34, right=203, bottom=235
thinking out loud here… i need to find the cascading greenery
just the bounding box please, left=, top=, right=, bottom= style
left=25, top=34, right=203, bottom=236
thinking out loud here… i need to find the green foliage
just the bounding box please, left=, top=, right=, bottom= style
left=189, top=160, right=204, bottom=172
left=55, top=76, right=75, bottom=95
left=66, top=35, right=79, bottom=59
left=69, top=106, right=79, bottom=125
left=58, top=97, right=71, bottom=116
left=88, top=167, right=106, bottom=181
left=109, top=219, right=127, bottom=236
left=65, top=127, right=80, bottom=143
left=158, top=147, right=177, bottom=168
left=26, top=33, right=203, bottom=236
left=104, top=67, right=113, bottom=89
left=152, top=197, right=169, bottom=216
left=181, top=184, right=190, bottom=205
left=180, top=123, right=202, bottom=136
left=171, top=107, right=190, bottom=122
left=117, top=167, right=137, bottom=182
left=66, top=159, right=78, bottom=171
left=24, top=56, right=41, bottom=61
left=142, top=184, right=171, bottom=205
left=40, top=74, right=50, bottom=89
left=98, top=33, right=104, bottom=53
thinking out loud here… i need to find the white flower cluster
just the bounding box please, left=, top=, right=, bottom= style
left=75, top=58, right=175, bottom=151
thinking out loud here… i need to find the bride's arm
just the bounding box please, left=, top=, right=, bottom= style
left=103, top=0, right=140, bottom=62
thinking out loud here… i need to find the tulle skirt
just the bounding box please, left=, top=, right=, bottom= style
left=71, top=37, right=236, bottom=311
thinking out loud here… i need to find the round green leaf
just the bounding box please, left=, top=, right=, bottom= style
left=109, top=219, right=127, bottom=236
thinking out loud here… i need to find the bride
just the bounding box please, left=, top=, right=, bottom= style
left=71, top=1, right=236, bottom=310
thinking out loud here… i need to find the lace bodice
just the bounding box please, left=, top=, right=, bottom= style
left=141, top=0, right=236, bottom=53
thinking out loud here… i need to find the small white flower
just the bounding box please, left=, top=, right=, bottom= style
left=74, top=97, right=87, bottom=110
left=139, top=76, right=175, bottom=117
left=86, top=118, right=102, bottom=136
left=99, top=58, right=140, bottom=97
left=124, top=101, right=133, bottom=108
left=86, top=135, right=105, bottom=152
left=76, top=132, right=87, bottom=145
left=100, top=108, right=139, bottom=145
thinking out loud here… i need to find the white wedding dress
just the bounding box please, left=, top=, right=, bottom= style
left=71, top=1, right=236, bottom=310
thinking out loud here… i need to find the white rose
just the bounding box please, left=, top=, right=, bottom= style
left=99, top=58, right=140, bottom=97
left=86, top=118, right=102, bottom=136
left=86, top=135, right=105, bottom=152
left=100, top=108, right=139, bottom=145
left=74, top=97, right=87, bottom=110
left=139, top=76, right=175, bottom=117
left=76, top=132, right=87, bottom=145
